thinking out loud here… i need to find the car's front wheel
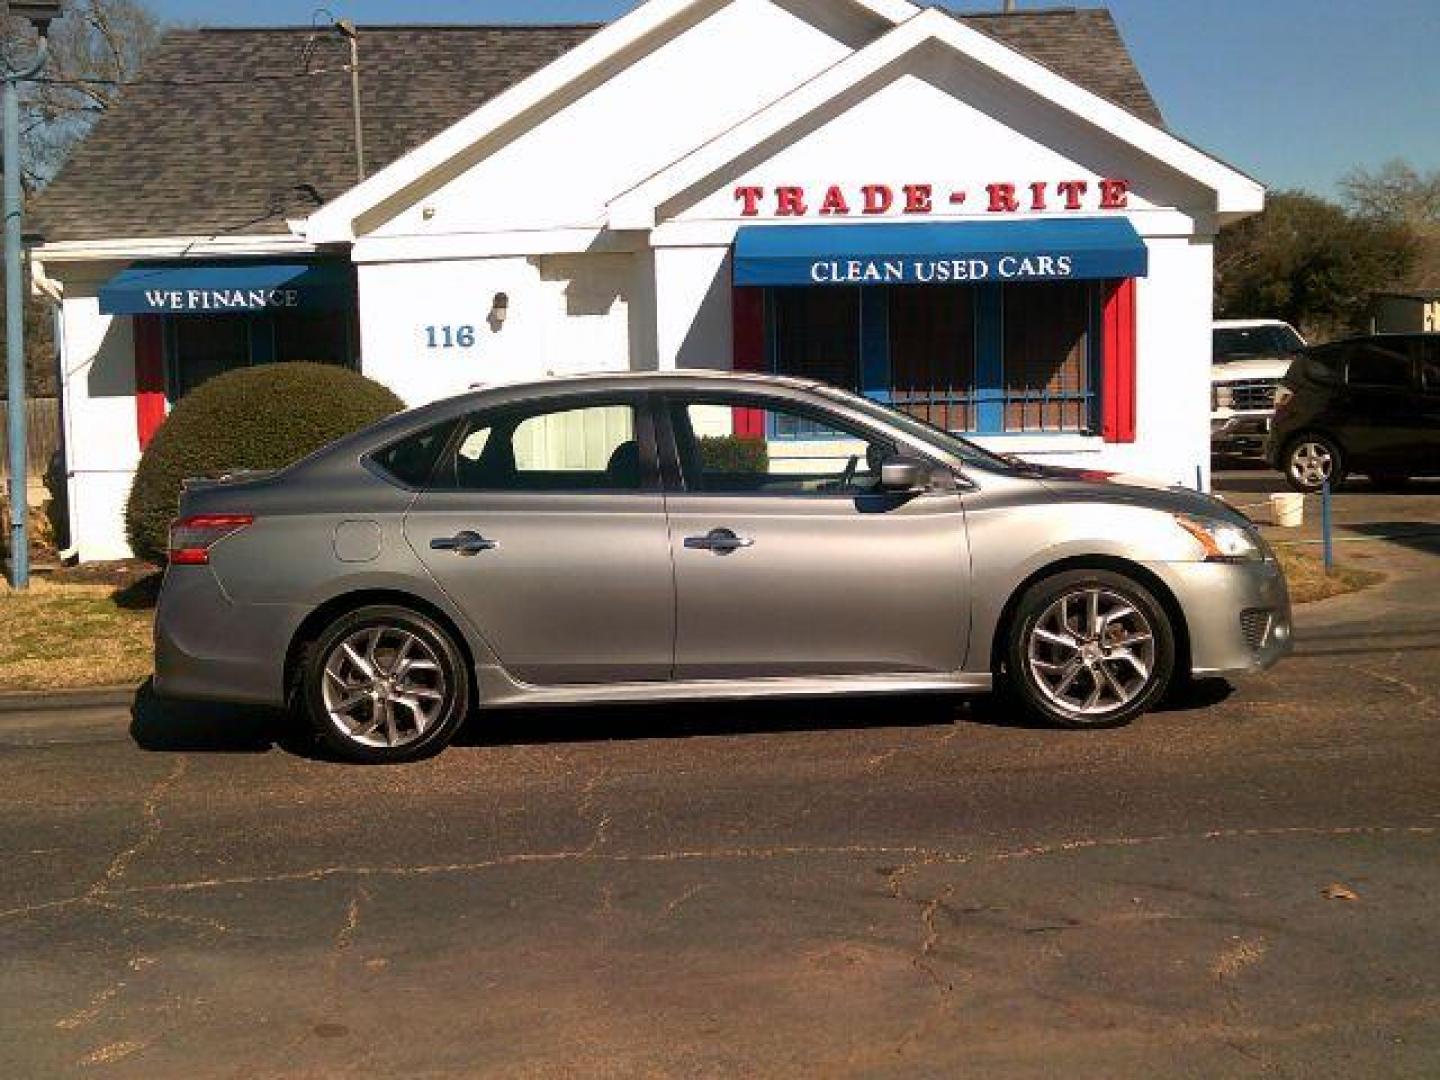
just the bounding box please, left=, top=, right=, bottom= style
left=1004, top=570, right=1175, bottom=729
left=302, top=604, right=470, bottom=763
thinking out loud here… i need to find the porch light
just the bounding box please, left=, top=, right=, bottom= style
left=6, top=3, right=63, bottom=31
left=489, top=292, right=509, bottom=331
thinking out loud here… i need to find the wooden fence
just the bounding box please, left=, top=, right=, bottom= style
left=0, top=397, right=60, bottom=481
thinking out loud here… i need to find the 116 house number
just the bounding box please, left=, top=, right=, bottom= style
left=424, top=325, right=477, bottom=349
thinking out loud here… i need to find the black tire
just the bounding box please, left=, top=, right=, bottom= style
left=1002, top=569, right=1176, bottom=730
left=1282, top=432, right=1346, bottom=494
left=302, top=604, right=470, bottom=764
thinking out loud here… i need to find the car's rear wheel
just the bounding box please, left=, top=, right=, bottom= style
left=1004, top=570, right=1175, bottom=729
left=302, top=605, right=469, bottom=763
left=1283, top=433, right=1345, bottom=493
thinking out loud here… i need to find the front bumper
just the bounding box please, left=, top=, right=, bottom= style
left=1145, top=558, right=1293, bottom=677
left=1210, top=410, right=1273, bottom=453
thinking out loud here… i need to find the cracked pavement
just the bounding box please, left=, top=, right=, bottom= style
left=2, top=479, right=1439, bottom=1077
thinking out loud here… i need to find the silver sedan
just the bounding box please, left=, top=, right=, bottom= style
left=155, top=371, right=1291, bottom=763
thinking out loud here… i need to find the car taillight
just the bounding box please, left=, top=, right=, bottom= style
left=1273, top=385, right=1295, bottom=416
left=167, top=514, right=254, bottom=565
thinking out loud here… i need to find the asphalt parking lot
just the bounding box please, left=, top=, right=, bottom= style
left=2, top=467, right=1438, bottom=1077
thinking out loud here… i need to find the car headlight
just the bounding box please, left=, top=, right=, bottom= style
left=1212, top=385, right=1234, bottom=410
left=1174, top=515, right=1265, bottom=563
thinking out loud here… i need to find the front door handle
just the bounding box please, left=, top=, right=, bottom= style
left=684, top=527, right=754, bottom=555
left=430, top=530, right=498, bottom=556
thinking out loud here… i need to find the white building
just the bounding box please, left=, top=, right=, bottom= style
left=32, top=1, right=1263, bottom=562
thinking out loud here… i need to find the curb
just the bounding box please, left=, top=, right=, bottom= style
left=0, top=686, right=138, bottom=715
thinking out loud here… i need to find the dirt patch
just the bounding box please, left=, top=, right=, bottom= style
left=47, top=558, right=159, bottom=592
left=1276, top=548, right=1384, bottom=604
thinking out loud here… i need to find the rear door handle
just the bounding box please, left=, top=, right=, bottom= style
left=684, top=527, right=754, bottom=554
left=430, top=530, right=498, bottom=556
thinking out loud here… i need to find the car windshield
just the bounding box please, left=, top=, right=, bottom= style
left=1214, top=325, right=1304, bottom=361
left=812, top=385, right=1019, bottom=472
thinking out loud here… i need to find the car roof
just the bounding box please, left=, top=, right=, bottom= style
left=1314, top=331, right=1440, bottom=346
left=1213, top=319, right=1296, bottom=330
left=421, top=368, right=837, bottom=415
left=350, top=369, right=833, bottom=447
left=456, top=368, right=824, bottom=398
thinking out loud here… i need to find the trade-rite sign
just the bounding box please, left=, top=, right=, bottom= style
left=734, top=179, right=1131, bottom=217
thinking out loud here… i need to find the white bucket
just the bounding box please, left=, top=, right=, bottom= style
left=1271, top=492, right=1304, bottom=528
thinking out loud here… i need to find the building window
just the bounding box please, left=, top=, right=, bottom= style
left=763, top=281, right=1103, bottom=437
left=1001, top=281, right=1095, bottom=433
left=163, top=308, right=355, bottom=403
left=274, top=309, right=353, bottom=367
left=888, top=284, right=978, bottom=432
left=769, top=287, right=861, bottom=393
left=167, top=316, right=251, bottom=399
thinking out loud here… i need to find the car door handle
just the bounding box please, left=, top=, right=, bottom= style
left=684, top=528, right=754, bottom=554
left=430, top=530, right=498, bottom=556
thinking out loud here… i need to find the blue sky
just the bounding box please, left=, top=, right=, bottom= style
left=147, top=0, right=1440, bottom=198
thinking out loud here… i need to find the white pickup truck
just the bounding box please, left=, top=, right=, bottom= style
left=1211, top=319, right=1307, bottom=458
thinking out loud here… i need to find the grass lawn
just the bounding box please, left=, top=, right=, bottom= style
left=1275, top=547, right=1384, bottom=604
left=0, top=577, right=156, bottom=692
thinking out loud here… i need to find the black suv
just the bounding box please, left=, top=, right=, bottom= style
left=1268, top=332, right=1440, bottom=492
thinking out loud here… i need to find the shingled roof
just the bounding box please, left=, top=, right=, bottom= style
left=34, top=9, right=1162, bottom=244
left=956, top=8, right=1163, bottom=128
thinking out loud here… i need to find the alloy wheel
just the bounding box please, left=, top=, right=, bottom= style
left=1289, top=440, right=1334, bottom=488
left=1025, top=587, right=1157, bottom=716
left=321, top=625, right=448, bottom=749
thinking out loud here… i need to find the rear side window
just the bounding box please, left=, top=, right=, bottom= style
left=1345, top=342, right=1414, bottom=389
left=369, top=420, right=456, bottom=488
left=438, top=401, right=645, bottom=491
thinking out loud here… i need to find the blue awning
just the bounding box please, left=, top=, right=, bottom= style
left=733, top=218, right=1147, bottom=287
left=99, top=260, right=354, bottom=315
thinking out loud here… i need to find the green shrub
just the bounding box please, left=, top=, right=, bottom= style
left=698, top=434, right=768, bottom=474
left=125, top=363, right=402, bottom=564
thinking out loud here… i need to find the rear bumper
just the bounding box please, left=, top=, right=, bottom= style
left=1145, top=558, right=1293, bottom=677
left=152, top=567, right=304, bottom=707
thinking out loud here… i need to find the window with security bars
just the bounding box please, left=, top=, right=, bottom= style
left=769, top=286, right=860, bottom=393
left=1001, top=281, right=1095, bottom=433
left=764, top=280, right=1101, bottom=436
left=888, top=284, right=978, bottom=432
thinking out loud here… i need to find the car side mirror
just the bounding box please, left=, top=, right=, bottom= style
left=879, top=455, right=929, bottom=494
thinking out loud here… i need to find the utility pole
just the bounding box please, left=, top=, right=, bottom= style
left=3, top=2, right=60, bottom=590
left=336, top=19, right=365, bottom=184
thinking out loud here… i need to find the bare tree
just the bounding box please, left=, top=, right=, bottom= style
left=1340, top=159, right=1440, bottom=225
left=3, top=0, right=162, bottom=190
left=1340, top=159, right=1440, bottom=288
left=1, top=0, right=162, bottom=399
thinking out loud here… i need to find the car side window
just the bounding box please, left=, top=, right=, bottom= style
left=1302, top=345, right=1344, bottom=385
left=1345, top=343, right=1414, bottom=390
left=369, top=419, right=458, bottom=488
left=668, top=396, right=896, bottom=496
left=440, top=402, right=644, bottom=491
left=1422, top=341, right=1440, bottom=394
